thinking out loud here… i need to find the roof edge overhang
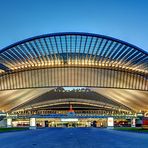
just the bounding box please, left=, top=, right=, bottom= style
left=0, top=32, right=148, bottom=55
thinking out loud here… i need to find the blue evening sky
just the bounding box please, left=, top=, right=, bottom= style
left=0, top=0, right=148, bottom=52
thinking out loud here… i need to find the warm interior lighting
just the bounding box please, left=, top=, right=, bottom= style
left=3, top=58, right=146, bottom=74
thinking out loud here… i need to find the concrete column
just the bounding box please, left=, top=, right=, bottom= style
left=107, top=117, right=114, bottom=129
left=29, top=118, right=36, bottom=129
left=131, top=118, right=136, bottom=127
left=7, top=118, right=12, bottom=128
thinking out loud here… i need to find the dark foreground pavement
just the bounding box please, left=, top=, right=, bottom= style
left=0, top=128, right=148, bottom=148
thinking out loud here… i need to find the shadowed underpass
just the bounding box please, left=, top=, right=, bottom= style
left=0, top=128, right=148, bottom=148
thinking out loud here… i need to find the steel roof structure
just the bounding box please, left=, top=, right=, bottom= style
left=11, top=89, right=131, bottom=112
left=0, top=32, right=147, bottom=113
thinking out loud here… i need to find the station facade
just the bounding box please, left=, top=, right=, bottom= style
left=0, top=32, right=147, bottom=129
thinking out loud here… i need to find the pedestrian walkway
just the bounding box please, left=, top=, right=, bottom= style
left=0, top=128, right=148, bottom=148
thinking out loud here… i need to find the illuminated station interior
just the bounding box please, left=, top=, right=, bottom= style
left=0, top=32, right=148, bottom=129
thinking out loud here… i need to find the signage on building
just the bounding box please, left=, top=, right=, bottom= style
left=61, top=118, right=78, bottom=122
left=107, top=117, right=114, bottom=126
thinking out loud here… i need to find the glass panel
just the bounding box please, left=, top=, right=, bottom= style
left=89, top=37, right=97, bottom=55
left=60, top=36, right=67, bottom=53
left=75, top=36, right=81, bottom=53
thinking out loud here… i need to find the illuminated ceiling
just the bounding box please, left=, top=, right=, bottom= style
left=0, top=88, right=148, bottom=113
left=11, top=89, right=131, bottom=112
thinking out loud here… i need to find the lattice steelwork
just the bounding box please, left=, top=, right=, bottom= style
left=0, top=32, right=147, bottom=90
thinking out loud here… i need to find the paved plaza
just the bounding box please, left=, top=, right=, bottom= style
left=0, top=128, right=148, bottom=148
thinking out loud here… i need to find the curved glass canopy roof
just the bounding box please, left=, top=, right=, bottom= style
left=0, top=32, right=147, bottom=73
left=0, top=32, right=147, bottom=91
left=0, top=32, right=147, bottom=112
